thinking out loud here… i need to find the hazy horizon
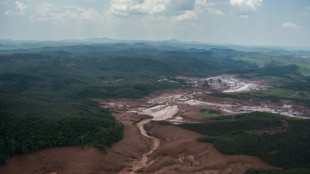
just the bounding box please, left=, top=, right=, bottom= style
left=1, top=0, right=310, bottom=47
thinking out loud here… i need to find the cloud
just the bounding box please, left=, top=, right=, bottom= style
left=235, top=12, right=250, bottom=19
left=230, top=0, right=263, bottom=11
left=173, top=0, right=223, bottom=21
left=195, top=0, right=208, bottom=6
left=78, top=8, right=100, bottom=21
left=108, top=0, right=169, bottom=16
left=108, top=0, right=223, bottom=19
left=15, top=1, right=27, bottom=11
left=207, top=8, right=223, bottom=15
left=281, top=22, right=302, bottom=30
left=30, top=3, right=100, bottom=23
left=195, top=0, right=223, bottom=16
left=170, top=0, right=195, bottom=11
left=175, top=10, right=196, bottom=21
left=5, top=1, right=28, bottom=16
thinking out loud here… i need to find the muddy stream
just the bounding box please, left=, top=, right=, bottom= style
left=129, top=119, right=160, bottom=173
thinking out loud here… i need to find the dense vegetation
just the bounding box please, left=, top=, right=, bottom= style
left=233, top=53, right=310, bottom=76
left=178, top=112, right=310, bottom=172
left=245, top=168, right=310, bottom=174
left=0, top=102, right=123, bottom=164
left=0, top=48, right=253, bottom=99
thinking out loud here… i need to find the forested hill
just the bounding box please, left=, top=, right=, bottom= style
left=0, top=47, right=253, bottom=100
left=0, top=102, right=123, bottom=164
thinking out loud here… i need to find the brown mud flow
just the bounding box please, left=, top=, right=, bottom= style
left=118, top=118, right=160, bottom=174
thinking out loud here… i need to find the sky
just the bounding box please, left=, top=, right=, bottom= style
left=0, top=0, right=310, bottom=47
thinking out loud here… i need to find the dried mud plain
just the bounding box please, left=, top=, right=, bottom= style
left=0, top=75, right=309, bottom=174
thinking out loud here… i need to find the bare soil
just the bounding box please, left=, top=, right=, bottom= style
left=143, top=123, right=276, bottom=174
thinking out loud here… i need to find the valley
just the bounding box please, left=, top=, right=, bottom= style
left=1, top=0, right=310, bottom=173
left=0, top=41, right=310, bottom=174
